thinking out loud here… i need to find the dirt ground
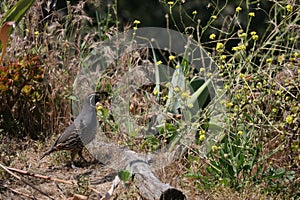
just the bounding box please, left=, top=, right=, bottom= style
left=0, top=137, right=273, bottom=200
left=1, top=139, right=115, bottom=199
left=0, top=137, right=198, bottom=200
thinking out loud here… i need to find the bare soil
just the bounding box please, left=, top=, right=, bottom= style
left=0, top=137, right=271, bottom=200
left=0, top=137, right=190, bottom=200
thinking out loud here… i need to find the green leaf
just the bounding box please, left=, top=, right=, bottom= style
left=0, top=0, right=36, bottom=31
left=268, top=168, right=286, bottom=179
left=181, top=40, right=190, bottom=75
left=188, top=77, right=212, bottom=106
left=165, top=64, right=186, bottom=113
left=118, top=169, right=132, bottom=182
left=0, top=0, right=36, bottom=63
left=190, top=78, right=210, bottom=109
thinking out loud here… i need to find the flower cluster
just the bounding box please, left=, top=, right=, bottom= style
left=250, top=31, right=259, bottom=40
left=216, top=42, right=224, bottom=52
left=199, top=129, right=206, bottom=141
left=232, top=44, right=246, bottom=51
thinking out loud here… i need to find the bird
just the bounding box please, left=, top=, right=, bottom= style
left=41, top=92, right=103, bottom=168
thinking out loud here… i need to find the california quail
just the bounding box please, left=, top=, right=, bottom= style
left=41, top=92, right=102, bottom=167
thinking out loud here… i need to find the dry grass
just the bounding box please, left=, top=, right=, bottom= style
left=0, top=139, right=281, bottom=200
left=1, top=0, right=299, bottom=199
left=0, top=139, right=117, bottom=199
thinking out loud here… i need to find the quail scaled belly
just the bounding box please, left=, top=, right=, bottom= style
left=41, top=92, right=101, bottom=167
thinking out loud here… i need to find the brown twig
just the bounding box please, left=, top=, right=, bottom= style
left=7, top=166, right=76, bottom=185
left=0, top=163, right=55, bottom=200
left=5, top=166, right=101, bottom=196
left=4, top=186, right=35, bottom=199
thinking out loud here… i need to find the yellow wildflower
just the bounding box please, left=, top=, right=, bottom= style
left=234, top=105, right=239, bottom=112
left=275, top=90, right=282, bottom=96
left=220, top=55, right=227, bottom=60
left=174, top=86, right=180, bottom=92
left=206, top=72, right=212, bottom=77
left=286, top=5, right=293, bottom=12
left=218, top=65, right=225, bottom=70
left=199, top=129, right=206, bottom=135
left=266, top=58, right=272, bottom=63
left=199, top=134, right=206, bottom=141
left=252, top=35, right=259, bottom=40
left=169, top=55, right=176, bottom=60
left=249, top=12, right=255, bottom=17
left=181, top=91, right=190, bottom=99
left=216, top=42, right=224, bottom=51
left=226, top=101, right=233, bottom=107
left=232, top=46, right=239, bottom=51
left=133, top=20, right=141, bottom=24
left=286, top=115, right=293, bottom=124
left=256, top=82, right=262, bottom=89
left=236, top=6, right=242, bottom=13
left=187, top=103, right=194, bottom=108
left=96, top=104, right=103, bottom=111
left=211, top=145, right=221, bottom=152
left=238, top=32, right=247, bottom=38
left=239, top=44, right=246, bottom=50
left=209, top=33, right=216, bottom=40
left=156, top=60, right=163, bottom=65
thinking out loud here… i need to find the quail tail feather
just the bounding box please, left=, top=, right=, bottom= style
left=40, top=124, right=84, bottom=160
left=40, top=148, right=55, bottom=160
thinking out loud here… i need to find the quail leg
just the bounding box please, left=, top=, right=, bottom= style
left=70, top=150, right=78, bottom=169
left=78, top=148, right=88, bottom=163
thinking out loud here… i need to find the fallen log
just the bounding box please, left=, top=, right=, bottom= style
left=130, top=159, right=185, bottom=200
left=87, top=141, right=186, bottom=200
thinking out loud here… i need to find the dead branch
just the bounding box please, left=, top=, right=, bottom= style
left=0, top=162, right=55, bottom=200
left=5, top=166, right=101, bottom=196
left=7, top=166, right=75, bottom=184
left=3, top=185, right=35, bottom=199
